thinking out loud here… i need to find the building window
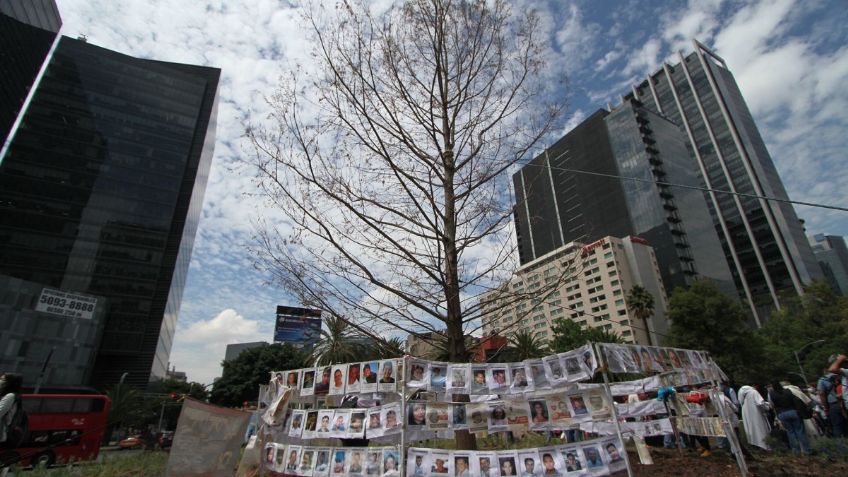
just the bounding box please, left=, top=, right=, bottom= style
left=615, top=299, right=625, bottom=306
left=609, top=270, right=617, bottom=276
left=618, top=309, right=627, bottom=316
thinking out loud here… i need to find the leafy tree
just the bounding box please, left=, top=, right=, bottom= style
left=106, top=383, right=148, bottom=430
left=310, top=315, right=369, bottom=365
left=549, top=318, right=623, bottom=353
left=664, top=280, right=766, bottom=384
left=371, top=336, right=406, bottom=360
left=210, top=343, right=307, bottom=407
left=756, top=280, right=848, bottom=384
left=626, top=285, right=655, bottom=346
left=501, top=328, right=549, bottom=361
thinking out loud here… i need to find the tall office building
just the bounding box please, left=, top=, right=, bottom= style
left=0, top=33, right=220, bottom=388
left=622, top=40, right=821, bottom=323
left=514, top=101, right=736, bottom=303
left=0, top=0, right=62, bottom=144
left=809, top=234, right=848, bottom=295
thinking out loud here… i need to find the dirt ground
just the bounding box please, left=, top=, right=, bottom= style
left=610, top=446, right=848, bottom=477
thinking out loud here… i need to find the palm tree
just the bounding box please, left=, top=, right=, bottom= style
left=503, top=328, right=550, bottom=361
left=373, top=336, right=405, bottom=359
left=310, top=315, right=367, bottom=365
left=627, top=285, right=655, bottom=346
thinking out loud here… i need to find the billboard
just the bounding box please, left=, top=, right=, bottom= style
left=34, top=288, right=98, bottom=320
left=274, top=306, right=322, bottom=346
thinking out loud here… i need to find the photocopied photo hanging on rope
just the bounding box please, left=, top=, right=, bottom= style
left=315, top=410, right=334, bottom=435
left=328, top=363, right=347, bottom=395
left=381, top=402, right=402, bottom=436
left=406, top=358, right=430, bottom=389
left=471, top=365, right=488, bottom=393
left=447, top=363, right=470, bottom=394
left=378, top=360, right=397, bottom=392
left=361, top=361, right=379, bottom=393
left=301, top=369, right=316, bottom=397
left=429, top=362, right=448, bottom=392
left=314, top=448, right=332, bottom=477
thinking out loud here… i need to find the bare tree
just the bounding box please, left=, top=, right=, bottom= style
left=246, top=0, right=563, bottom=447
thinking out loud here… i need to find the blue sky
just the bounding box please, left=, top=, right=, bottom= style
left=54, top=0, right=848, bottom=384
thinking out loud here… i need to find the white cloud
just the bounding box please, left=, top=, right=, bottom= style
left=621, top=38, right=662, bottom=77
left=170, top=309, right=272, bottom=384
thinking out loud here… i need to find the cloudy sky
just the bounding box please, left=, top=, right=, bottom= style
left=54, top=0, right=848, bottom=384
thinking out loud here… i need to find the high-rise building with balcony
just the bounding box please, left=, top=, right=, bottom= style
left=0, top=32, right=220, bottom=388
left=622, top=40, right=821, bottom=323
left=482, top=236, right=669, bottom=345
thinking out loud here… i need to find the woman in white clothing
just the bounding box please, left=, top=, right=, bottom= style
left=738, top=385, right=771, bottom=450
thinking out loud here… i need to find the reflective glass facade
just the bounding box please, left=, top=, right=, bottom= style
left=0, top=36, right=219, bottom=388
left=0, top=0, right=61, bottom=144
left=625, top=42, right=821, bottom=322
left=513, top=105, right=734, bottom=299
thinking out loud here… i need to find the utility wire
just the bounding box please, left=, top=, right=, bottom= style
left=524, top=159, right=848, bottom=213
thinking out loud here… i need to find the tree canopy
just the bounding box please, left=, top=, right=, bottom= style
left=549, top=318, right=623, bottom=354
left=663, top=280, right=765, bottom=384
left=754, top=280, right=848, bottom=385
left=210, top=343, right=307, bottom=407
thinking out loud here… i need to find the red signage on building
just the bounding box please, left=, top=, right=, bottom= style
left=581, top=238, right=606, bottom=256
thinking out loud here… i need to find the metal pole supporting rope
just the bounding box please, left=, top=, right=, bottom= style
left=707, top=363, right=748, bottom=476
left=593, top=342, right=635, bottom=477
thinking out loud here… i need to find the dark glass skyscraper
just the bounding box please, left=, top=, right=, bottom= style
left=0, top=0, right=62, bottom=145
left=514, top=102, right=735, bottom=302
left=0, top=34, right=219, bottom=388
left=623, top=41, right=821, bottom=323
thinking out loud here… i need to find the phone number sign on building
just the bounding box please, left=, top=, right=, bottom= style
left=34, top=288, right=98, bottom=320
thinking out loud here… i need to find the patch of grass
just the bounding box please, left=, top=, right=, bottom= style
left=6, top=451, right=168, bottom=477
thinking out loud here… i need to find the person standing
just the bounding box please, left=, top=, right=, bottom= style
left=782, top=381, right=822, bottom=437
left=768, top=381, right=811, bottom=455
left=738, top=385, right=771, bottom=450
left=0, top=373, right=24, bottom=474
left=818, top=355, right=848, bottom=437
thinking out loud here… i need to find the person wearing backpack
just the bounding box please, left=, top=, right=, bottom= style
left=0, top=373, right=24, bottom=473
left=818, top=355, right=848, bottom=437
left=768, top=381, right=811, bottom=455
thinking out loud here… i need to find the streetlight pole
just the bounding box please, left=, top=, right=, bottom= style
left=794, top=339, right=826, bottom=385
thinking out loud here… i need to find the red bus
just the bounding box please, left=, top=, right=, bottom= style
left=5, top=394, right=111, bottom=467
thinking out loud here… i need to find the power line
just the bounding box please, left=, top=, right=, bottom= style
left=524, top=158, right=848, bottom=213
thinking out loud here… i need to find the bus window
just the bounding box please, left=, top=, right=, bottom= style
left=41, top=398, right=74, bottom=414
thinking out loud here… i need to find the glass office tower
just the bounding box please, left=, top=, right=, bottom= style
left=0, top=0, right=62, bottom=145
left=513, top=102, right=735, bottom=302
left=0, top=36, right=219, bottom=388
left=624, top=41, right=821, bottom=323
